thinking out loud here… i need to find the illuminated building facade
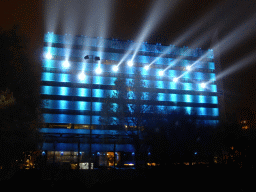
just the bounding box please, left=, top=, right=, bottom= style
left=40, top=32, right=220, bottom=168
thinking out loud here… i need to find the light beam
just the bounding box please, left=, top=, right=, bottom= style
left=208, top=52, right=256, bottom=84
left=45, top=52, right=52, bottom=59
left=159, top=71, right=164, bottom=76
left=200, top=83, right=206, bottom=88
left=95, top=67, right=102, bottom=74
left=173, top=77, right=179, bottom=82
left=120, top=0, right=179, bottom=66
left=63, top=60, right=70, bottom=68
left=127, top=60, right=134, bottom=67
left=78, top=72, right=86, bottom=81
left=112, top=65, right=118, bottom=72
left=144, top=65, right=150, bottom=70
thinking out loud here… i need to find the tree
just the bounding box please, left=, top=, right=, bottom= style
left=126, top=69, right=151, bottom=130
left=112, top=75, right=129, bottom=127
left=214, top=120, right=256, bottom=167
left=99, top=68, right=158, bottom=168
left=144, top=108, right=220, bottom=166
left=0, top=26, right=43, bottom=169
left=99, top=94, right=116, bottom=129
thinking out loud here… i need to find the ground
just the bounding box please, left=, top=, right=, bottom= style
left=0, top=165, right=253, bottom=191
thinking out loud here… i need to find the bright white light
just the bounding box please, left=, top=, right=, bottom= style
left=186, top=66, right=192, bottom=71
left=127, top=60, right=133, bottom=67
left=159, top=71, right=164, bottom=76
left=200, top=83, right=206, bottom=88
left=144, top=65, right=150, bottom=70
left=173, top=77, right=178, bottom=82
left=45, top=52, right=52, bottom=59
left=78, top=72, right=86, bottom=80
left=95, top=67, right=102, bottom=74
left=63, top=60, right=70, bottom=68
left=112, top=65, right=118, bottom=72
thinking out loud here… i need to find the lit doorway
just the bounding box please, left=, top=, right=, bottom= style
left=98, top=152, right=120, bottom=167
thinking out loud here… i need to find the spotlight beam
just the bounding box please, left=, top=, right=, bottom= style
left=160, top=25, right=219, bottom=79
left=117, top=46, right=135, bottom=66
left=175, top=54, right=207, bottom=80
left=148, top=45, right=175, bottom=66
left=145, top=1, right=224, bottom=70
left=207, top=51, right=256, bottom=85
left=162, top=55, right=186, bottom=72
left=44, top=0, right=62, bottom=34
left=178, top=14, right=256, bottom=82
left=212, top=13, right=256, bottom=58
left=129, top=0, right=179, bottom=62
left=45, top=52, right=52, bottom=60
left=149, top=25, right=215, bottom=72
left=149, top=27, right=214, bottom=70
left=167, top=2, right=225, bottom=48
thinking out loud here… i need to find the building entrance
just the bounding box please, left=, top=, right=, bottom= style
left=98, top=152, right=120, bottom=167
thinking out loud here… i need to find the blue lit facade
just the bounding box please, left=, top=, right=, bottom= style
left=40, top=32, right=219, bottom=168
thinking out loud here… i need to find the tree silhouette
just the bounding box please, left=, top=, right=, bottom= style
left=0, top=26, right=43, bottom=169
left=99, top=94, right=116, bottom=129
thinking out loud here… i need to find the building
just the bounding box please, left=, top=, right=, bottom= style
left=40, top=32, right=220, bottom=168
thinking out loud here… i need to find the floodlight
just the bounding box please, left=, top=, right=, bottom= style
left=159, top=71, right=164, bottom=76
left=45, top=52, right=52, bottom=59
left=127, top=60, right=133, bottom=67
left=186, top=66, right=192, bottom=71
left=173, top=77, right=178, bottom=82
left=200, top=83, right=206, bottom=88
left=113, top=65, right=118, bottom=72
left=144, top=65, right=150, bottom=70
left=78, top=72, right=86, bottom=80
left=95, top=67, right=102, bottom=74
left=63, top=60, right=70, bottom=68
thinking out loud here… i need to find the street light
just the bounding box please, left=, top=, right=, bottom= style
left=83, top=55, right=100, bottom=170
left=84, top=55, right=101, bottom=61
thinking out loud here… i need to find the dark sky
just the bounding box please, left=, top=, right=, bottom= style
left=1, top=0, right=256, bottom=117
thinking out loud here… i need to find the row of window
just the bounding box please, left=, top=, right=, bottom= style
left=41, top=81, right=217, bottom=98
left=41, top=71, right=216, bottom=87
left=45, top=33, right=214, bottom=59
left=43, top=47, right=215, bottom=70
left=42, top=60, right=215, bottom=74
left=43, top=108, right=218, bottom=125
left=42, top=100, right=218, bottom=117
left=41, top=87, right=218, bottom=104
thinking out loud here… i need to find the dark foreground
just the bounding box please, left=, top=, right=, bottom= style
left=0, top=165, right=254, bottom=191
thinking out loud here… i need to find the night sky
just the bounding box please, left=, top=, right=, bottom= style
left=1, top=0, right=256, bottom=119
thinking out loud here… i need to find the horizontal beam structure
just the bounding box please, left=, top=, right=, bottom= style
left=39, top=128, right=135, bottom=152
left=41, top=143, right=135, bottom=152
left=39, top=128, right=135, bottom=136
